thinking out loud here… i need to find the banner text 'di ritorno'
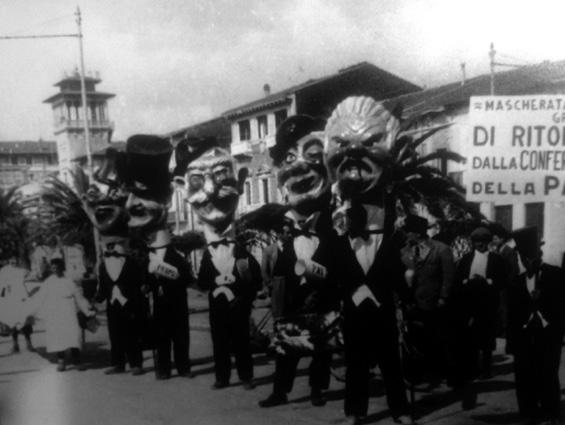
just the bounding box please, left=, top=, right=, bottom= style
left=466, top=95, right=565, bottom=202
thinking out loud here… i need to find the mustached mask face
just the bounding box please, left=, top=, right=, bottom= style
left=277, top=132, right=329, bottom=208
left=186, top=150, right=241, bottom=227
left=325, top=97, right=399, bottom=203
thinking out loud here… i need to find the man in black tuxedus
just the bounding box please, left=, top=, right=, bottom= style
left=124, top=135, right=193, bottom=380
left=174, top=137, right=261, bottom=389
left=450, top=226, right=507, bottom=408
left=258, top=115, right=340, bottom=408
left=325, top=96, right=411, bottom=425
left=507, top=227, right=565, bottom=425
left=83, top=147, right=145, bottom=375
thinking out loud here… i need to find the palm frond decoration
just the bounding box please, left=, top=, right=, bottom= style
left=386, top=113, right=481, bottom=223
left=40, top=171, right=95, bottom=258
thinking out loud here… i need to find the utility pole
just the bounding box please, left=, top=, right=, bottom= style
left=489, top=42, right=496, bottom=95
left=76, top=7, right=93, bottom=177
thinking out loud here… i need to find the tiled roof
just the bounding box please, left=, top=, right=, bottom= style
left=163, top=116, right=231, bottom=149
left=222, top=62, right=420, bottom=119
left=385, top=60, right=565, bottom=118
left=0, top=141, right=57, bottom=154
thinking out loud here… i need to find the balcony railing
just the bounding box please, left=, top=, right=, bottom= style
left=54, top=118, right=115, bottom=130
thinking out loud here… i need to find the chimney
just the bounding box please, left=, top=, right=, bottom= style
left=460, top=62, right=466, bottom=86
left=263, top=83, right=271, bottom=97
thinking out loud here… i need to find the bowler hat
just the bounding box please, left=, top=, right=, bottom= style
left=270, top=115, right=325, bottom=166
left=470, top=226, right=491, bottom=242
left=403, top=214, right=429, bottom=236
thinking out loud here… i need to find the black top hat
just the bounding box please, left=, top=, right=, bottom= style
left=124, top=134, right=172, bottom=201
left=403, top=214, right=429, bottom=236
left=512, top=226, right=542, bottom=261
left=270, top=115, right=325, bottom=166
left=173, top=135, right=218, bottom=178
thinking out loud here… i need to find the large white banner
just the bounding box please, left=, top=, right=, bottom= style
left=466, top=95, right=565, bottom=202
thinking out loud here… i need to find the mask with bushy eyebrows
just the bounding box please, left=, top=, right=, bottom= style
left=186, top=149, right=245, bottom=227
left=325, top=96, right=399, bottom=202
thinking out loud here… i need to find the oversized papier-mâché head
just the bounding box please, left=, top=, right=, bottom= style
left=82, top=147, right=130, bottom=237
left=123, top=134, right=173, bottom=230
left=271, top=115, right=329, bottom=211
left=174, top=137, right=247, bottom=230
left=325, top=96, right=400, bottom=203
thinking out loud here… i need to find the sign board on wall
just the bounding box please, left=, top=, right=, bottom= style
left=466, top=95, right=565, bottom=202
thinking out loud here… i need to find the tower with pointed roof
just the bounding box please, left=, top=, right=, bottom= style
left=44, top=69, right=115, bottom=181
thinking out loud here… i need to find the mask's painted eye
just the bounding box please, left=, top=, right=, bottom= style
left=333, top=137, right=349, bottom=148
left=285, top=152, right=297, bottom=164
left=213, top=167, right=229, bottom=184
left=362, top=133, right=384, bottom=147
left=303, top=142, right=323, bottom=164
left=188, top=174, right=204, bottom=190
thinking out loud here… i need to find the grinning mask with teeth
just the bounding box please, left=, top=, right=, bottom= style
left=271, top=115, right=329, bottom=212
left=325, top=96, right=399, bottom=204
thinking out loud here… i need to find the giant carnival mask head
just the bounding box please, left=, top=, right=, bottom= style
left=325, top=96, right=400, bottom=203
left=271, top=115, right=329, bottom=211
left=82, top=147, right=129, bottom=236
left=174, top=138, right=246, bottom=230
left=123, top=135, right=173, bottom=230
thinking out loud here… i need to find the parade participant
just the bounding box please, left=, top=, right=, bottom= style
left=124, top=135, right=193, bottom=380
left=258, top=115, right=339, bottom=408
left=451, top=226, right=507, bottom=407
left=175, top=137, right=261, bottom=390
left=36, top=257, right=95, bottom=371
left=0, top=255, right=34, bottom=353
left=507, top=227, right=565, bottom=425
left=83, top=148, right=145, bottom=376
left=324, top=96, right=411, bottom=425
left=400, top=214, right=455, bottom=385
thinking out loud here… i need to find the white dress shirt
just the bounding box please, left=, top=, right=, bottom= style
left=469, top=250, right=488, bottom=280
left=205, top=225, right=236, bottom=301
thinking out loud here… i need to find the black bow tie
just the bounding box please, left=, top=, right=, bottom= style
left=103, top=251, right=126, bottom=258
left=292, top=228, right=317, bottom=238
left=208, top=239, right=235, bottom=249
left=349, top=229, right=384, bottom=240
left=147, top=244, right=169, bottom=253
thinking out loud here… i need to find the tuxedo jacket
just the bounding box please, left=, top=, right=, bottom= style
left=96, top=257, right=144, bottom=313
left=507, top=264, right=565, bottom=346
left=197, top=243, right=262, bottom=303
left=147, top=247, right=193, bottom=309
left=454, top=251, right=507, bottom=291
left=272, top=212, right=340, bottom=317
left=334, top=228, right=408, bottom=318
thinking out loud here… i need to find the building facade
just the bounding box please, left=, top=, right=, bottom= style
left=0, top=141, right=58, bottom=191
left=387, top=60, right=565, bottom=266
left=222, top=61, right=421, bottom=214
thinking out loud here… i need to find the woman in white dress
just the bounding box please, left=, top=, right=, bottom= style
left=36, top=258, right=95, bottom=371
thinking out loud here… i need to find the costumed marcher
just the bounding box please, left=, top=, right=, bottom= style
left=124, top=135, right=193, bottom=380
left=175, top=137, right=261, bottom=390
left=400, top=214, right=455, bottom=386
left=84, top=148, right=145, bottom=376
left=0, top=255, right=34, bottom=353
left=258, top=115, right=340, bottom=408
left=450, top=226, right=507, bottom=408
left=507, top=227, right=565, bottom=425
left=325, top=96, right=411, bottom=425
left=35, top=257, right=95, bottom=371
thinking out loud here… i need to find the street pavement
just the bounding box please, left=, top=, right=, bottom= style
left=0, top=288, right=562, bottom=425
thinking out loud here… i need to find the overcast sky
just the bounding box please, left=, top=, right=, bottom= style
left=0, top=0, right=564, bottom=141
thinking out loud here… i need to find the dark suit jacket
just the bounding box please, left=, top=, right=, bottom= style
left=401, top=239, right=455, bottom=311
left=334, top=228, right=408, bottom=319
left=96, top=257, right=144, bottom=314
left=507, top=264, right=565, bottom=351
left=147, top=247, right=193, bottom=310
left=197, top=243, right=262, bottom=303
left=454, top=251, right=507, bottom=291
left=272, top=213, right=340, bottom=317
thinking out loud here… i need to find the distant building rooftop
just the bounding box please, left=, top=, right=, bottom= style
left=0, top=141, right=57, bottom=154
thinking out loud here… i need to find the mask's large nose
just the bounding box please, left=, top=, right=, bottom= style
left=203, top=175, right=216, bottom=196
